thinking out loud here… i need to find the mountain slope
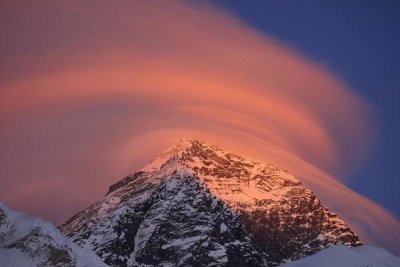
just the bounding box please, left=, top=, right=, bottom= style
left=280, top=244, right=400, bottom=267
left=60, top=139, right=361, bottom=266
left=0, top=202, right=108, bottom=267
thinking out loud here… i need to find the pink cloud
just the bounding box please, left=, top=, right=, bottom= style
left=0, top=0, right=397, bottom=253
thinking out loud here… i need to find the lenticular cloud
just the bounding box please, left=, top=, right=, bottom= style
left=0, top=0, right=398, bottom=253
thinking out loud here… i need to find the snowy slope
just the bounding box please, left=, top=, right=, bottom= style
left=61, top=170, right=266, bottom=267
left=60, top=139, right=361, bottom=266
left=280, top=244, right=400, bottom=267
left=0, top=202, right=108, bottom=267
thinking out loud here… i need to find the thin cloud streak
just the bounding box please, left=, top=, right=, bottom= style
left=0, top=0, right=397, bottom=253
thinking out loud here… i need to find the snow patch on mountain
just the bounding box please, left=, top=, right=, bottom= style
left=280, top=244, right=400, bottom=267
left=0, top=202, right=108, bottom=267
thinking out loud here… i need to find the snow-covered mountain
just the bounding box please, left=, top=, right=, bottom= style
left=60, top=139, right=361, bottom=266
left=0, top=202, right=108, bottom=267
left=280, top=244, right=400, bottom=267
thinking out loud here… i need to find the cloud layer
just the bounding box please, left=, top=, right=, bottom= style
left=0, top=0, right=398, bottom=253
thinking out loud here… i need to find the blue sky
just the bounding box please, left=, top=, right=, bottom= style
left=213, top=0, right=400, bottom=218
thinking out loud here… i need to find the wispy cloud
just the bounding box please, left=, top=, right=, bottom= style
left=0, top=0, right=397, bottom=253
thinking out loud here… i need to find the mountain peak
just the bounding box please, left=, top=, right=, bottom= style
left=144, top=138, right=221, bottom=168
left=60, top=140, right=361, bottom=267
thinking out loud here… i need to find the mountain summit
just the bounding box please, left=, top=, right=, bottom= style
left=60, top=139, right=360, bottom=267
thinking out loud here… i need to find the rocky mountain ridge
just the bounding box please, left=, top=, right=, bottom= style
left=60, top=139, right=361, bottom=266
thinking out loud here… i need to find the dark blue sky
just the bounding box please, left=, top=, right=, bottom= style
left=213, top=0, right=400, bottom=218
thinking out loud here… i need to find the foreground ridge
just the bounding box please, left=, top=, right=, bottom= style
left=60, top=139, right=361, bottom=267
left=0, top=202, right=108, bottom=267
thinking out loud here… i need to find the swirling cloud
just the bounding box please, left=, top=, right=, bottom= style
left=0, top=0, right=398, bottom=253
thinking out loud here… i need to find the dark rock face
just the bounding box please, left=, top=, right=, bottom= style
left=133, top=175, right=266, bottom=267
left=62, top=173, right=266, bottom=267
left=240, top=199, right=360, bottom=266
left=107, top=171, right=146, bottom=195
left=60, top=139, right=361, bottom=267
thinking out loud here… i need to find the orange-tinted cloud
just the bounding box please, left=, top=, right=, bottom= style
left=0, top=0, right=397, bottom=253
